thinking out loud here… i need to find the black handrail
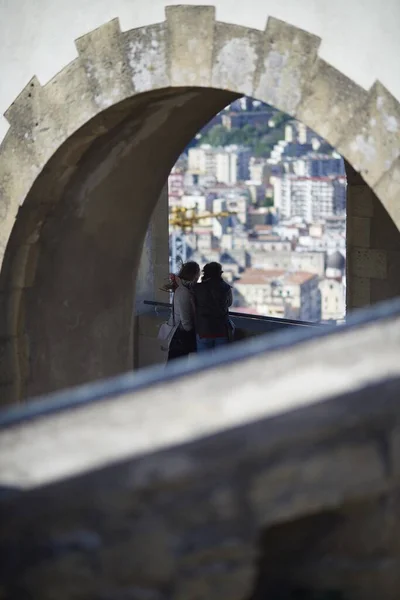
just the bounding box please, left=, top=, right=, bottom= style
left=143, top=299, right=322, bottom=328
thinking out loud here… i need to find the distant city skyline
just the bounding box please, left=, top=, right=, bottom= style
left=168, top=97, right=346, bottom=324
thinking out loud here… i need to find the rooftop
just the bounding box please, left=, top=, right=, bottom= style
left=236, top=268, right=316, bottom=286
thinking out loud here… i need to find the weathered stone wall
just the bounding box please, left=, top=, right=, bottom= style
left=1, top=306, right=400, bottom=599
left=346, top=162, right=400, bottom=310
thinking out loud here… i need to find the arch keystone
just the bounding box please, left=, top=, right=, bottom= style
left=337, top=81, right=400, bottom=187
left=75, top=19, right=134, bottom=110
left=166, top=5, right=216, bottom=87
left=254, top=17, right=321, bottom=117
left=297, top=59, right=368, bottom=148
left=211, top=23, right=263, bottom=97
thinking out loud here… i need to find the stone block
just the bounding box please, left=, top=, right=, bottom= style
left=348, top=276, right=371, bottom=309
left=44, top=58, right=98, bottom=138
left=369, top=196, right=400, bottom=252
left=350, top=247, right=387, bottom=279
left=348, top=216, right=371, bottom=248
left=248, top=442, right=385, bottom=526
left=297, top=59, right=368, bottom=148
left=211, top=23, right=262, bottom=96
left=374, top=155, right=400, bottom=230
left=166, top=6, right=215, bottom=87
left=124, top=23, right=170, bottom=94
left=369, top=250, right=400, bottom=301
left=346, top=184, right=374, bottom=217
left=337, top=81, right=400, bottom=187
left=0, top=133, right=42, bottom=256
left=76, top=19, right=134, bottom=110
left=255, top=18, right=320, bottom=116
left=4, top=77, right=62, bottom=162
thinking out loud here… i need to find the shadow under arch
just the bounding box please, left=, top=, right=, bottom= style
left=0, top=5, right=399, bottom=403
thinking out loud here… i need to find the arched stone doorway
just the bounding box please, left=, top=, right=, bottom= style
left=0, top=5, right=399, bottom=403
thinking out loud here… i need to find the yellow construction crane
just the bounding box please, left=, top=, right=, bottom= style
left=169, top=205, right=237, bottom=232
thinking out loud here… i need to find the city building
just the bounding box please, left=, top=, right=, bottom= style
left=250, top=250, right=325, bottom=277
left=234, top=268, right=321, bottom=321
left=273, top=175, right=347, bottom=221
left=319, top=278, right=345, bottom=322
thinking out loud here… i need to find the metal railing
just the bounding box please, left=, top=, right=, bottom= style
left=143, top=299, right=322, bottom=330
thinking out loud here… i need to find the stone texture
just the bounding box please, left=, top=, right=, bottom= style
left=337, top=81, right=400, bottom=187
left=124, top=23, right=170, bottom=94
left=248, top=442, right=386, bottom=526
left=166, top=6, right=216, bottom=87
left=5, top=243, right=39, bottom=290
left=255, top=17, right=321, bottom=116
left=211, top=23, right=262, bottom=96
left=374, top=155, right=400, bottom=229
left=256, top=494, right=400, bottom=599
left=76, top=19, right=134, bottom=110
left=348, top=276, right=371, bottom=308
left=370, top=195, right=400, bottom=252
left=350, top=247, right=387, bottom=279
left=347, top=183, right=375, bottom=217
left=4, top=76, right=61, bottom=161
left=347, top=215, right=371, bottom=248
left=297, top=59, right=368, bottom=148
left=44, top=58, right=98, bottom=138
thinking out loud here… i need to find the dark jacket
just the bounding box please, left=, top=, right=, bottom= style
left=193, top=278, right=232, bottom=338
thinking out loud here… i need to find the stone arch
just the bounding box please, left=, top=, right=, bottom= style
left=1, top=5, right=400, bottom=403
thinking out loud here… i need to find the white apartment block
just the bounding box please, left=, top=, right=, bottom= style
left=216, top=151, right=238, bottom=184
left=249, top=157, right=268, bottom=185
left=273, top=175, right=346, bottom=221
left=188, top=145, right=216, bottom=175
left=188, top=144, right=250, bottom=184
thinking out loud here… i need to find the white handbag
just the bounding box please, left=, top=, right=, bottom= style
left=157, top=296, right=178, bottom=352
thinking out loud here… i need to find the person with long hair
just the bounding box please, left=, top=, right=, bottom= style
left=165, top=261, right=200, bottom=361
left=193, top=262, right=233, bottom=352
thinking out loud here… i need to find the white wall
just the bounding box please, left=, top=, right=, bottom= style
left=0, top=0, right=399, bottom=143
